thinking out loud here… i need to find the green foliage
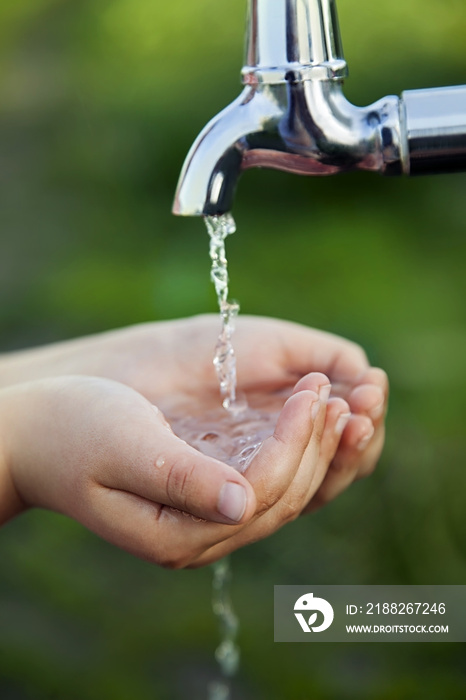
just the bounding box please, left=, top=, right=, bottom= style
left=0, top=1, right=466, bottom=698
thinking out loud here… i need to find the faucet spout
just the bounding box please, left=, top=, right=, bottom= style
left=172, top=87, right=284, bottom=217
left=173, top=0, right=466, bottom=217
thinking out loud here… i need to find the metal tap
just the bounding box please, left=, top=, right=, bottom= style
left=172, top=0, right=466, bottom=217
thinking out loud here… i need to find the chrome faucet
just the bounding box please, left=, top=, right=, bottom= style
left=173, top=0, right=466, bottom=217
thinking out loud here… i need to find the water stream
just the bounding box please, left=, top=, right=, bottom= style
left=204, top=213, right=245, bottom=413
left=167, top=214, right=280, bottom=699
left=208, top=557, right=240, bottom=700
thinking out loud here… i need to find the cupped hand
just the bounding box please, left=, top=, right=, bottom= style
left=0, top=373, right=347, bottom=567
left=0, top=315, right=388, bottom=539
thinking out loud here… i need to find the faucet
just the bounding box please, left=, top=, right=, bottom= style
left=172, top=0, right=466, bottom=217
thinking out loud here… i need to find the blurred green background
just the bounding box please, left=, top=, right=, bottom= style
left=0, top=0, right=466, bottom=698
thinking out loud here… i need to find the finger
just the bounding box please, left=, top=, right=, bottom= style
left=304, top=414, right=382, bottom=512
left=290, top=376, right=355, bottom=505
left=343, top=368, right=388, bottom=478
left=96, top=405, right=257, bottom=526
left=324, top=367, right=388, bottom=491
left=245, top=388, right=321, bottom=514
left=348, top=384, right=386, bottom=423
left=268, top=379, right=332, bottom=516
left=342, top=414, right=385, bottom=480
left=330, top=366, right=389, bottom=404
left=232, top=318, right=370, bottom=392
left=346, top=368, right=389, bottom=421
left=358, top=367, right=389, bottom=397
left=300, top=396, right=351, bottom=506
left=280, top=324, right=370, bottom=383
left=290, top=371, right=331, bottom=396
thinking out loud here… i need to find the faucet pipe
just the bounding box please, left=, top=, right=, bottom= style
left=172, top=0, right=466, bottom=216
left=401, top=86, right=466, bottom=176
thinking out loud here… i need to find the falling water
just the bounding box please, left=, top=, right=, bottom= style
left=205, top=213, right=246, bottom=413
left=208, top=557, right=240, bottom=700
left=206, top=213, right=243, bottom=700
left=166, top=214, right=282, bottom=700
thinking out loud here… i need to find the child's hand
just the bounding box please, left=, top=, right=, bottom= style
left=0, top=372, right=350, bottom=567
left=0, top=314, right=388, bottom=523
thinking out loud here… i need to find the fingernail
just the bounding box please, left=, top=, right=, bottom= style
left=319, top=384, right=331, bottom=404
left=357, top=425, right=375, bottom=451
left=370, top=401, right=385, bottom=420
left=218, top=482, right=247, bottom=522
left=335, top=412, right=351, bottom=436
left=311, top=384, right=330, bottom=420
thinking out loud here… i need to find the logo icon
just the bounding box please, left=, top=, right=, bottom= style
left=294, top=592, right=334, bottom=633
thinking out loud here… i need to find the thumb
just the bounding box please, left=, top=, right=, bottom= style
left=105, top=405, right=258, bottom=525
